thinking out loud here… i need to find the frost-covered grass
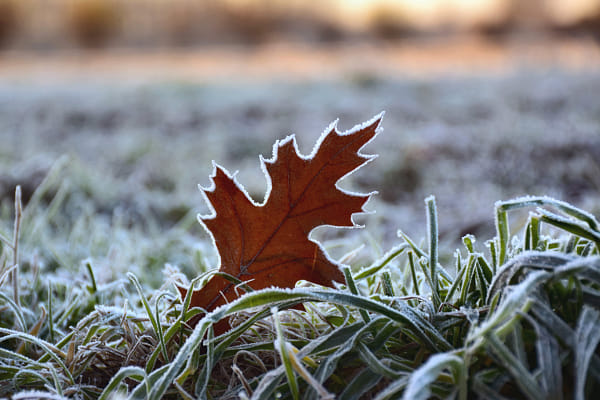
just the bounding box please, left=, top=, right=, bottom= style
left=1, top=71, right=600, bottom=398
left=1, top=174, right=600, bottom=398
left=1, top=71, right=599, bottom=248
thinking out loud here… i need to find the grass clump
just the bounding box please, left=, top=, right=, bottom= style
left=1, top=174, right=600, bottom=399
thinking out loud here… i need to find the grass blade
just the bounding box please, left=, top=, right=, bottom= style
left=485, top=333, right=544, bottom=400
left=128, top=273, right=169, bottom=362
left=339, top=367, right=383, bottom=400
left=273, top=307, right=300, bottom=400
left=425, top=196, right=441, bottom=309
left=354, top=244, right=408, bottom=280
left=99, top=366, right=146, bottom=400
left=574, top=306, right=600, bottom=400
left=402, top=352, right=464, bottom=400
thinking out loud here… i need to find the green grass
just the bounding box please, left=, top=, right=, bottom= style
left=1, top=169, right=600, bottom=399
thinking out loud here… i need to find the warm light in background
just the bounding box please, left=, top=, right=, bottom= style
left=0, top=0, right=599, bottom=51
left=338, top=0, right=599, bottom=30
left=338, top=0, right=507, bottom=29
left=546, top=0, right=600, bottom=25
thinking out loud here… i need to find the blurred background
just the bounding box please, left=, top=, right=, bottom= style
left=0, top=0, right=599, bottom=282
left=0, top=0, right=599, bottom=49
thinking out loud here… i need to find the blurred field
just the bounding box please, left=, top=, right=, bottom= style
left=1, top=37, right=600, bottom=283
left=1, top=36, right=599, bottom=83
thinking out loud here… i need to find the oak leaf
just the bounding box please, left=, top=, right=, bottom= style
left=178, top=114, right=383, bottom=332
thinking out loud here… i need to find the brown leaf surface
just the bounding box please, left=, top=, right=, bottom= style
left=179, top=114, right=383, bottom=332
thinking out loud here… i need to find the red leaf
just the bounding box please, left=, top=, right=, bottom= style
left=179, top=114, right=383, bottom=333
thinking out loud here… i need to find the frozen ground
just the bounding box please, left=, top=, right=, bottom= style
left=1, top=44, right=599, bottom=283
